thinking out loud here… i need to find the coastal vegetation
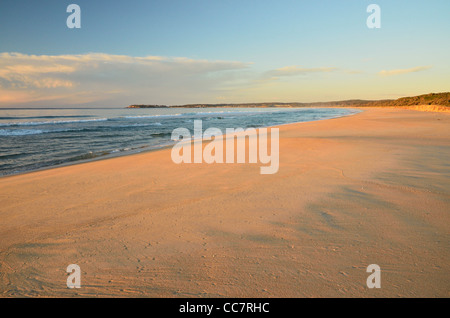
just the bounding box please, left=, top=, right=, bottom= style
left=127, top=92, right=450, bottom=109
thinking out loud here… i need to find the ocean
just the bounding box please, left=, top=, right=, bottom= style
left=0, top=107, right=360, bottom=176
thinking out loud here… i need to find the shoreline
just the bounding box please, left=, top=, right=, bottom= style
left=0, top=107, right=362, bottom=179
left=0, top=107, right=449, bottom=297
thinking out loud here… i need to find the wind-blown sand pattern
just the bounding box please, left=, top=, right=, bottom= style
left=0, top=108, right=448, bottom=297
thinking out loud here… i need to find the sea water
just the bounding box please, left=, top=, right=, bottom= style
left=0, top=107, right=360, bottom=176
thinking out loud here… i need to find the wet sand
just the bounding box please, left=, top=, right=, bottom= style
left=0, top=107, right=449, bottom=297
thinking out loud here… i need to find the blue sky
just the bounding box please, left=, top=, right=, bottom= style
left=0, top=0, right=449, bottom=107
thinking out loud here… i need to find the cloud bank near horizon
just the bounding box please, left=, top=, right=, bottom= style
left=0, top=52, right=250, bottom=106
left=0, top=53, right=442, bottom=107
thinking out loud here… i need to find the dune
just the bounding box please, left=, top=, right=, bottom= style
left=396, top=105, right=450, bottom=113
left=0, top=107, right=449, bottom=297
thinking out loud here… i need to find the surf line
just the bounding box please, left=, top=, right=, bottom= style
left=171, top=120, right=279, bottom=174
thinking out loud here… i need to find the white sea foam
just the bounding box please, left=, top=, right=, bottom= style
left=123, top=114, right=181, bottom=119
left=0, top=118, right=108, bottom=127
left=0, top=129, right=45, bottom=136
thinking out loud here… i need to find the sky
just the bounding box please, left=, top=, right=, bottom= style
left=0, top=0, right=449, bottom=107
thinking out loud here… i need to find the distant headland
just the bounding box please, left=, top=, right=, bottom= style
left=127, top=92, right=450, bottom=108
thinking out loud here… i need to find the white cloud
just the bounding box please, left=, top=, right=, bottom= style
left=0, top=52, right=249, bottom=106
left=264, top=65, right=337, bottom=79
left=378, top=65, right=432, bottom=76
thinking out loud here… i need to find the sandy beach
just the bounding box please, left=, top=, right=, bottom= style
left=0, top=107, right=448, bottom=297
